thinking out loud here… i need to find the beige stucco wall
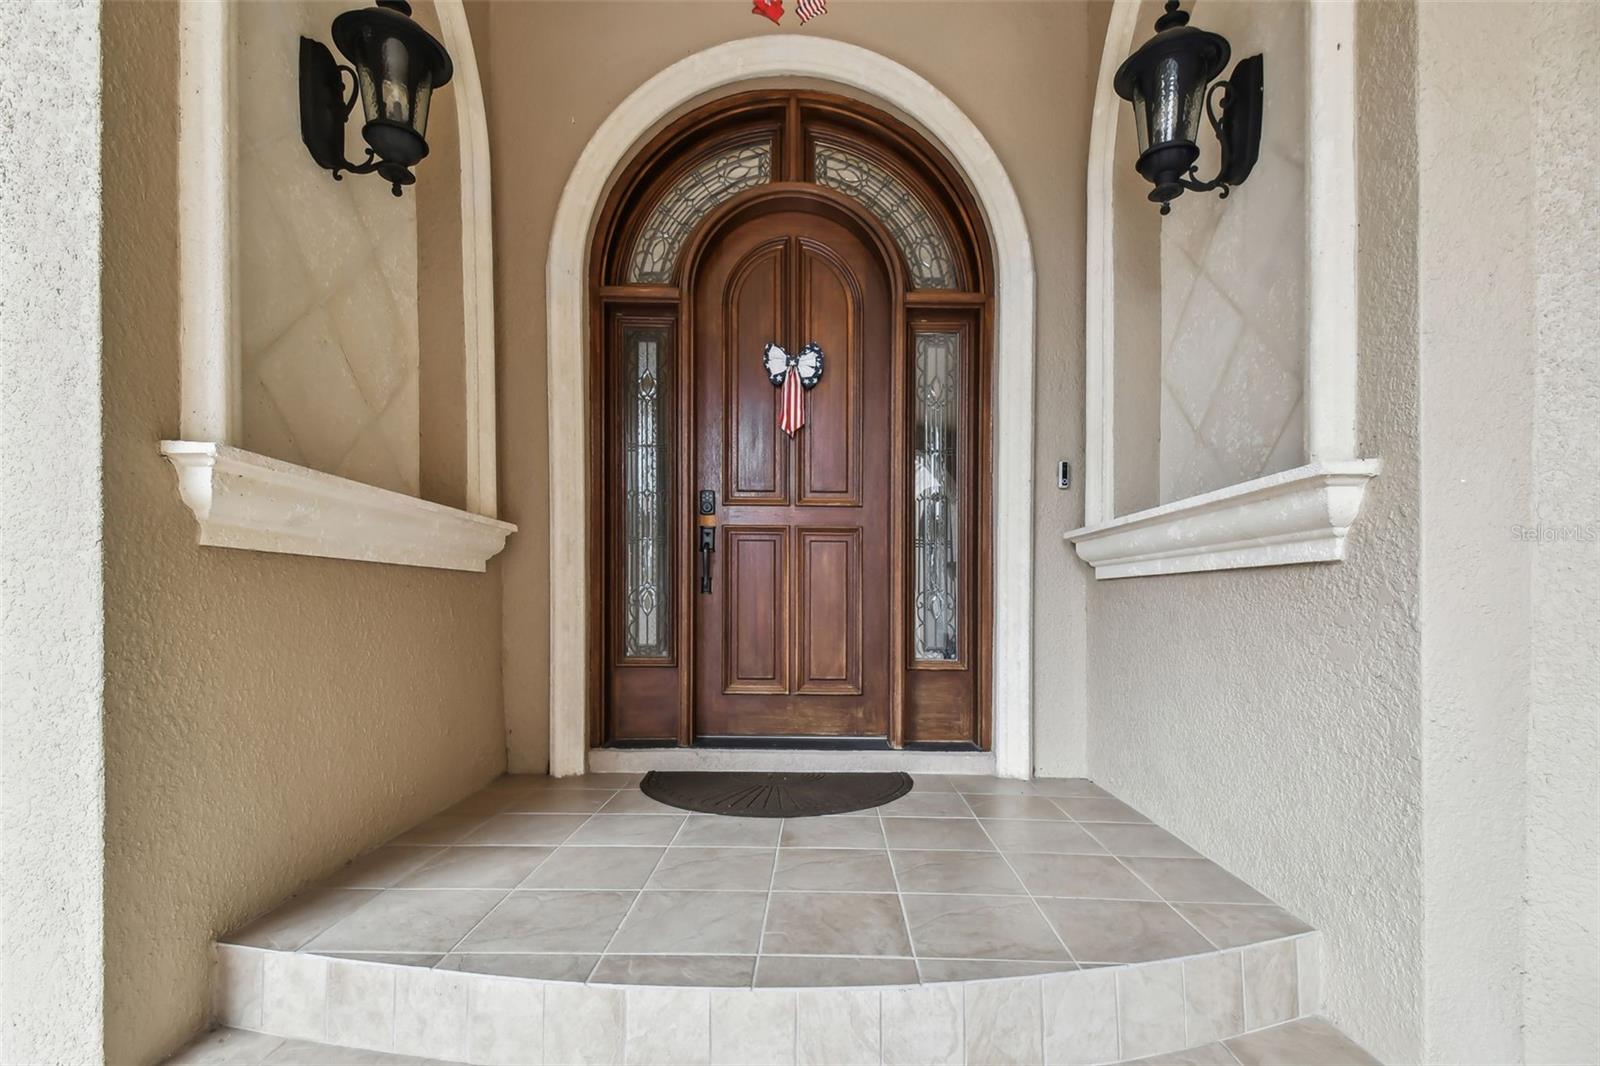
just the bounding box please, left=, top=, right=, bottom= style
left=475, top=0, right=1107, bottom=777
left=237, top=1, right=424, bottom=496
left=99, top=4, right=506, bottom=1063
left=1086, top=2, right=1426, bottom=1061
left=0, top=1, right=106, bottom=1061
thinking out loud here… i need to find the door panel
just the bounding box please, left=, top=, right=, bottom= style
left=796, top=241, right=861, bottom=505
left=795, top=527, right=862, bottom=695
left=727, top=244, right=787, bottom=504
left=694, top=206, right=891, bottom=739
left=723, top=527, right=788, bottom=694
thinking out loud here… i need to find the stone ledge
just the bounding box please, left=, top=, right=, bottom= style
left=1065, top=460, right=1380, bottom=580
left=159, top=441, right=515, bottom=573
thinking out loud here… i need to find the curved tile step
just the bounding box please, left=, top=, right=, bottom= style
left=213, top=931, right=1323, bottom=1065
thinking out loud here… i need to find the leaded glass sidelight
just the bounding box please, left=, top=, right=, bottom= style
left=913, top=331, right=961, bottom=661
left=812, top=140, right=959, bottom=290
left=627, top=140, right=773, bottom=284
left=622, top=326, right=671, bottom=658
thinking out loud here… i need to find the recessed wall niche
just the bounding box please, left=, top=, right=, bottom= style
left=1111, top=0, right=1308, bottom=517
left=235, top=0, right=429, bottom=498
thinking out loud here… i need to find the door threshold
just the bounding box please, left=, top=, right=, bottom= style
left=586, top=746, right=997, bottom=776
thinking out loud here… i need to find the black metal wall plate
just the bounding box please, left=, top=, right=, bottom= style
left=299, top=37, right=348, bottom=173
left=1219, top=54, right=1264, bottom=187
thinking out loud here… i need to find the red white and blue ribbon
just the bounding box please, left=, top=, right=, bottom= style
left=763, top=342, right=825, bottom=438
left=795, top=0, right=828, bottom=23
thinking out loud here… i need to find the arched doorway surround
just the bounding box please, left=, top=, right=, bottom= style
left=546, top=36, right=1036, bottom=778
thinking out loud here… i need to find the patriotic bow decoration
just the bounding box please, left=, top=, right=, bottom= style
left=763, top=342, right=825, bottom=438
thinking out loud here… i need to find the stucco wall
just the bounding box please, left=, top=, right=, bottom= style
left=1085, top=3, right=1427, bottom=1062
left=99, top=5, right=506, bottom=1063
left=0, top=1, right=106, bottom=1061
left=474, top=1, right=1105, bottom=776
left=1524, top=4, right=1600, bottom=1061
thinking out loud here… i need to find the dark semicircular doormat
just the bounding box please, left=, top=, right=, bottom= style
left=640, top=770, right=912, bottom=817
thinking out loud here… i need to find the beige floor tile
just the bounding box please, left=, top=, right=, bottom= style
left=882, top=983, right=963, bottom=1065
left=675, top=815, right=783, bottom=847
left=609, top=890, right=768, bottom=955
left=779, top=815, right=885, bottom=849
left=754, top=955, right=919, bottom=987
left=227, top=889, right=381, bottom=950
left=1184, top=950, right=1245, bottom=1043
left=1122, top=1041, right=1241, bottom=1065
left=261, top=1039, right=413, bottom=1065
left=903, top=894, right=1071, bottom=962
left=544, top=984, right=625, bottom=1065
left=164, top=1028, right=286, bottom=1065
left=438, top=952, right=599, bottom=982
left=1079, top=823, right=1200, bottom=858
left=1029, top=778, right=1111, bottom=799
left=388, top=813, right=490, bottom=846
left=455, top=889, right=636, bottom=954
left=1043, top=967, right=1119, bottom=1065
left=796, top=989, right=880, bottom=1065
left=321, top=847, right=442, bottom=889
left=1118, top=961, right=1188, bottom=1059
left=1224, top=1017, right=1382, bottom=1066
left=1035, top=898, right=1214, bottom=963
left=772, top=848, right=897, bottom=892
left=597, top=791, right=683, bottom=815
left=398, top=846, right=554, bottom=889
left=907, top=775, right=960, bottom=793
left=464, top=813, right=591, bottom=847
left=1055, top=796, right=1151, bottom=823
left=502, top=788, right=619, bottom=814
left=919, top=958, right=1069, bottom=981
left=762, top=891, right=913, bottom=956
left=1007, top=853, right=1160, bottom=900
left=952, top=775, right=1038, bottom=795
left=625, top=986, right=711, bottom=1065
left=567, top=814, right=686, bottom=846
left=980, top=819, right=1107, bottom=854
left=1123, top=858, right=1272, bottom=904
left=890, top=849, right=1027, bottom=895
left=1243, top=940, right=1298, bottom=1029
left=881, top=816, right=996, bottom=851
left=711, top=988, right=797, bottom=1065
left=647, top=847, right=776, bottom=891
left=467, top=976, right=545, bottom=1066
left=530, top=772, right=642, bottom=790
left=304, top=889, right=505, bottom=953
left=965, top=794, right=1072, bottom=820
left=592, top=954, right=756, bottom=987
left=876, top=792, right=975, bottom=817
left=1172, top=903, right=1312, bottom=949
left=965, top=978, right=1044, bottom=1064
left=312, top=952, right=441, bottom=967
left=519, top=846, right=665, bottom=890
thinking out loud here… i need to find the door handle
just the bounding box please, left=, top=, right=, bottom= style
left=698, top=490, right=717, bottom=595
left=698, top=524, right=716, bottom=594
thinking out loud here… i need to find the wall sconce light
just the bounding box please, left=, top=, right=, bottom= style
left=299, top=0, right=453, bottom=197
left=1114, top=0, right=1263, bottom=214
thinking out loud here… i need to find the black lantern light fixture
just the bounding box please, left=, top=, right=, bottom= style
left=299, top=0, right=453, bottom=197
left=1114, top=0, right=1263, bottom=214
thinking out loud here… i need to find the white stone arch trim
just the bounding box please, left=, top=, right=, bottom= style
left=165, top=0, right=510, bottom=571
left=546, top=36, right=1036, bottom=778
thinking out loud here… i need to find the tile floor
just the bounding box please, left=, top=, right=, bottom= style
left=169, top=1016, right=1384, bottom=1066
left=223, top=773, right=1312, bottom=987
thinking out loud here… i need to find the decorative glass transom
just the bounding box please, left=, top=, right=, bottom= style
left=912, top=331, right=961, bottom=661
left=813, top=140, right=959, bottom=289
left=622, top=326, right=671, bottom=658
left=627, top=141, right=773, bottom=284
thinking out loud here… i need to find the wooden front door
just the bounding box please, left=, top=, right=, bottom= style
left=593, top=90, right=993, bottom=750
left=691, top=206, right=893, bottom=740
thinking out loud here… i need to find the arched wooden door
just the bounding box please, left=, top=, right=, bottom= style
left=590, top=91, right=993, bottom=750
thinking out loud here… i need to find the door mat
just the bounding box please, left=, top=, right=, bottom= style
left=639, top=770, right=912, bottom=817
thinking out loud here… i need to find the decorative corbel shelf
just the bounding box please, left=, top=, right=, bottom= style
left=159, top=441, right=516, bottom=572
left=1065, top=459, right=1380, bottom=579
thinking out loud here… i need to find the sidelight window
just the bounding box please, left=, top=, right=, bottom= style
left=622, top=325, right=671, bottom=658
left=912, top=330, right=961, bottom=661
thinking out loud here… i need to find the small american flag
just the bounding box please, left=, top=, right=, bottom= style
left=795, top=0, right=827, bottom=23
left=778, top=367, right=806, bottom=437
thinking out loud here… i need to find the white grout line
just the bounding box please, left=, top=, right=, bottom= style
left=591, top=809, right=691, bottom=970
left=752, top=817, right=784, bottom=988
left=957, top=788, right=1082, bottom=970
left=875, top=803, right=924, bottom=984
